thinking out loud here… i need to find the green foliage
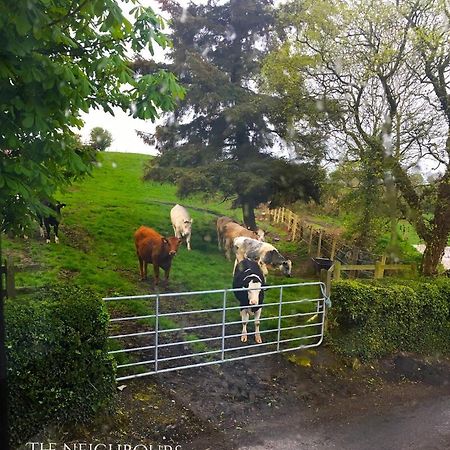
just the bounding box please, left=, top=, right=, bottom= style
left=137, top=0, right=325, bottom=227
left=0, top=0, right=184, bottom=234
left=5, top=284, right=115, bottom=446
left=89, top=127, right=113, bottom=151
left=329, top=278, right=450, bottom=360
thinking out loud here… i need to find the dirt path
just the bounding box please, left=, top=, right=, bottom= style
left=40, top=348, right=450, bottom=450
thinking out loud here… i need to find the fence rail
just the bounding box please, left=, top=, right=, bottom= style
left=104, top=282, right=327, bottom=381
left=320, top=260, right=417, bottom=296
left=1, top=256, right=42, bottom=298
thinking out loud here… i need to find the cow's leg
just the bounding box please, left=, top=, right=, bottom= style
left=233, top=258, right=239, bottom=274
left=44, top=221, right=51, bottom=244
left=217, top=229, right=222, bottom=250
left=225, top=238, right=232, bottom=260
left=163, top=266, right=171, bottom=288
left=138, top=257, right=144, bottom=280
left=53, top=224, right=59, bottom=244
left=39, top=218, right=45, bottom=238
left=240, top=309, right=249, bottom=343
left=152, top=262, right=160, bottom=287
left=186, top=232, right=191, bottom=251
left=254, top=308, right=262, bottom=344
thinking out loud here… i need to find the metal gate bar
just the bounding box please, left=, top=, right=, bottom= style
left=104, top=282, right=327, bottom=381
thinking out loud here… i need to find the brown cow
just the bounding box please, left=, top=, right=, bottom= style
left=134, top=226, right=182, bottom=287
left=216, top=216, right=236, bottom=250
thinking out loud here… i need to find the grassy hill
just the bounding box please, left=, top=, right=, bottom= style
left=5, top=152, right=241, bottom=295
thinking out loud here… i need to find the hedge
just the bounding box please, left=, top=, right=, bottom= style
left=329, top=278, right=450, bottom=360
left=5, top=285, right=116, bottom=445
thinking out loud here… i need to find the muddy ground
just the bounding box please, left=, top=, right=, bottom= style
left=44, top=347, right=450, bottom=450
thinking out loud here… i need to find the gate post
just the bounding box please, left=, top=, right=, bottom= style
left=221, top=290, right=227, bottom=361
left=154, top=294, right=159, bottom=373
left=277, top=287, right=283, bottom=352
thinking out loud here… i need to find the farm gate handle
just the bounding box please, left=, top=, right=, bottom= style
left=104, top=282, right=328, bottom=381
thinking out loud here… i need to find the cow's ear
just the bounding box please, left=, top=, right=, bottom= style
left=162, top=238, right=168, bottom=244
left=190, top=218, right=193, bottom=224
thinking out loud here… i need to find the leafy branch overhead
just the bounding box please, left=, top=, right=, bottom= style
left=0, top=0, right=185, bottom=233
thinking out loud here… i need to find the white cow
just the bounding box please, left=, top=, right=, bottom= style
left=170, top=204, right=193, bottom=251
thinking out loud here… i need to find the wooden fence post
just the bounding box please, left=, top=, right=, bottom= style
left=308, top=228, right=314, bottom=255
left=5, top=257, right=16, bottom=299
left=330, top=238, right=337, bottom=260
left=334, top=261, right=342, bottom=280
left=291, top=217, right=298, bottom=241
left=316, top=231, right=322, bottom=258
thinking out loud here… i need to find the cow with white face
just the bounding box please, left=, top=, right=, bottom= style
left=232, top=259, right=265, bottom=344
left=170, top=204, right=193, bottom=251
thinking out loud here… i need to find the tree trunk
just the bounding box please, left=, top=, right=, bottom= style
left=422, top=172, right=450, bottom=276
left=422, top=238, right=447, bottom=276
left=242, top=202, right=257, bottom=231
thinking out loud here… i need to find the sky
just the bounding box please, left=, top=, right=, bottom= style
left=80, top=1, right=208, bottom=155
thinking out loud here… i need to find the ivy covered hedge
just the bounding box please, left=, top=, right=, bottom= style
left=329, top=278, right=450, bottom=360
left=5, top=285, right=116, bottom=445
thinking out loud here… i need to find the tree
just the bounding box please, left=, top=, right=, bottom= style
left=0, top=0, right=185, bottom=234
left=89, top=127, right=113, bottom=151
left=137, top=0, right=325, bottom=229
left=265, top=0, right=450, bottom=274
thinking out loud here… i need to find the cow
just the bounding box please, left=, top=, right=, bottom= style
left=233, top=237, right=292, bottom=277
left=233, top=259, right=266, bottom=344
left=216, top=216, right=235, bottom=250
left=221, top=221, right=265, bottom=260
left=170, top=204, right=193, bottom=251
left=134, top=226, right=182, bottom=288
left=38, top=200, right=66, bottom=244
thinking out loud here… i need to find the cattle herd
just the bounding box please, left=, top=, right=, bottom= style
left=134, top=204, right=293, bottom=344
left=35, top=200, right=293, bottom=344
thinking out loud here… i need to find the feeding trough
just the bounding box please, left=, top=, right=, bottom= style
left=311, top=257, right=333, bottom=274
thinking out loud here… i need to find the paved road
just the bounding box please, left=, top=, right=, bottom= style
left=239, top=395, right=450, bottom=450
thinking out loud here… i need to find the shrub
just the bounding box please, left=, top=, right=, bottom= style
left=5, top=285, right=116, bottom=445
left=329, top=278, right=450, bottom=360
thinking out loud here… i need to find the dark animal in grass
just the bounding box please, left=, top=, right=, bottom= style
left=38, top=200, right=66, bottom=244
left=232, top=258, right=266, bottom=344
left=134, top=226, right=182, bottom=288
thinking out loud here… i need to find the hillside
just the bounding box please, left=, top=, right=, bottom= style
left=4, top=152, right=299, bottom=296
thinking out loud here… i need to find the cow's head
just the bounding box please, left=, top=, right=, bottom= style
left=163, top=237, right=182, bottom=256
left=256, top=228, right=265, bottom=241
left=247, top=279, right=262, bottom=306
left=280, top=259, right=292, bottom=277
left=56, top=202, right=66, bottom=213
left=180, top=218, right=193, bottom=238
left=264, top=250, right=292, bottom=277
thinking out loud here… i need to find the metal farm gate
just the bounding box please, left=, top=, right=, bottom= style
left=104, top=282, right=328, bottom=381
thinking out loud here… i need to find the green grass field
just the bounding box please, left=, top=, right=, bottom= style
left=4, top=152, right=323, bottom=375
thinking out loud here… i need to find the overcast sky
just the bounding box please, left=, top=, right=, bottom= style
left=80, top=0, right=209, bottom=155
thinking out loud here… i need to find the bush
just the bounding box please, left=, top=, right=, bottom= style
left=329, top=278, right=450, bottom=360
left=5, top=285, right=116, bottom=445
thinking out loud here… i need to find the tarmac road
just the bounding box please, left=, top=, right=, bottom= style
left=239, top=394, right=450, bottom=450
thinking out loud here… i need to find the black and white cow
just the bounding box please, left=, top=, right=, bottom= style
left=233, top=237, right=292, bottom=277
left=232, top=258, right=266, bottom=344
left=38, top=200, right=66, bottom=243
